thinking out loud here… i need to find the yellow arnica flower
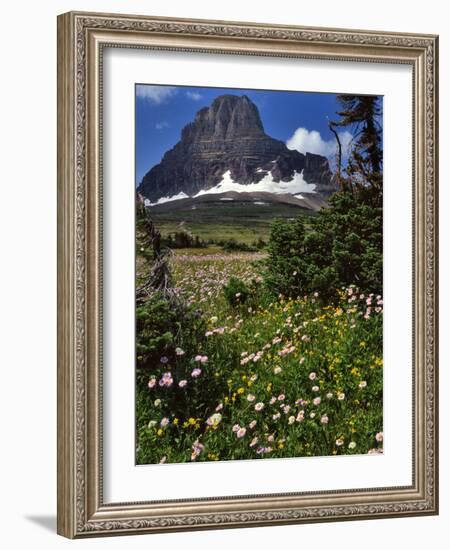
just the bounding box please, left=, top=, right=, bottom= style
left=237, top=387, right=245, bottom=395
left=157, top=429, right=163, bottom=436
left=188, top=417, right=196, bottom=425
left=173, top=418, right=179, bottom=426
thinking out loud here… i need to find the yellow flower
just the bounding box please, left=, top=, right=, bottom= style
left=237, top=387, right=245, bottom=395
left=157, top=429, right=163, bottom=436
left=173, top=417, right=179, bottom=426
left=188, top=417, right=196, bottom=425
left=278, top=442, right=284, bottom=449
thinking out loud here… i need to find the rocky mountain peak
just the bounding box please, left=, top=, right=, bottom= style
left=181, top=94, right=265, bottom=142
left=138, top=94, right=336, bottom=203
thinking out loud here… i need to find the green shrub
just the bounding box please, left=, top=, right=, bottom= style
left=223, top=276, right=252, bottom=306
left=265, top=189, right=382, bottom=300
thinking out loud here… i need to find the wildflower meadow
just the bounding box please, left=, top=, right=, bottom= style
left=136, top=238, right=383, bottom=464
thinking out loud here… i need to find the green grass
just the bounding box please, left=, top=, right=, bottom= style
left=150, top=203, right=316, bottom=245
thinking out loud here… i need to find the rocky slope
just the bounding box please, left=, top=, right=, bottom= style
left=138, top=94, right=336, bottom=204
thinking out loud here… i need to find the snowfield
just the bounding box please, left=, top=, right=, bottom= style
left=147, top=169, right=317, bottom=206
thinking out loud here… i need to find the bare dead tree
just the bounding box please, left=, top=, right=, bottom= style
left=136, top=204, right=178, bottom=304
left=327, top=118, right=342, bottom=182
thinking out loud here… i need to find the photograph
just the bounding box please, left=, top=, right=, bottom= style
left=135, top=84, right=384, bottom=465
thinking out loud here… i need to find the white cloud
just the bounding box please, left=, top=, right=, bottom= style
left=155, top=121, right=169, bottom=130
left=136, top=85, right=177, bottom=104
left=186, top=91, right=203, bottom=101
left=286, top=127, right=352, bottom=160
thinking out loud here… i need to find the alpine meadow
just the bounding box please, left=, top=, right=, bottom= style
left=135, top=86, right=383, bottom=465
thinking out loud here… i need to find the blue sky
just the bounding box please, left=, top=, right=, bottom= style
left=135, top=84, right=378, bottom=186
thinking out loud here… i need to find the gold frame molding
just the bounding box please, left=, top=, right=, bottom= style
left=57, top=11, right=439, bottom=538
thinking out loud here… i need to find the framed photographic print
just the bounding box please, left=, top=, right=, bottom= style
left=57, top=11, right=439, bottom=538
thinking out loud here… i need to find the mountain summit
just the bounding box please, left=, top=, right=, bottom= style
left=138, top=94, right=336, bottom=204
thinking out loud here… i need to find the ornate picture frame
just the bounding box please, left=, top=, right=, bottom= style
left=57, top=11, right=438, bottom=538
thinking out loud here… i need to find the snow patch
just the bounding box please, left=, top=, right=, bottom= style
left=148, top=191, right=189, bottom=206
left=194, top=170, right=316, bottom=197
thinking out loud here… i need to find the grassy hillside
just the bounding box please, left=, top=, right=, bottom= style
left=150, top=201, right=316, bottom=245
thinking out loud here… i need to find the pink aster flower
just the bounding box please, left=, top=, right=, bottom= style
left=255, top=402, right=265, bottom=412
left=335, top=438, right=344, bottom=446
left=194, top=355, right=202, bottom=362
left=247, top=394, right=256, bottom=402
left=375, top=432, right=384, bottom=442
left=191, top=439, right=205, bottom=461
left=178, top=379, right=188, bottom=388
left=160, top=417, right=170, bottom=427
left=312, top=385, right=320, bottom=392
left=313, top=397, right=321, bottom=406
left=191, top=368, right=202, bottom=378
left=277, top=394, right=285, bottom=401
left=232, top=424, right=241, bottom=433
left=236, top=427, right=247, bottom=438
left=147, top=377, right=156, bottom=389
left=249, top=420, right=257, bottom=429
left=320, top=415, right=329, bottom=424
left=200, top=355, right=208, bottom=363
left=159, top=372, right=173, bottom=387
left=309, top=372, right=317, bottom=380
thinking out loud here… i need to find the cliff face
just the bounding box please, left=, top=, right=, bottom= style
left=138, top=94, right=335, bottom=202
